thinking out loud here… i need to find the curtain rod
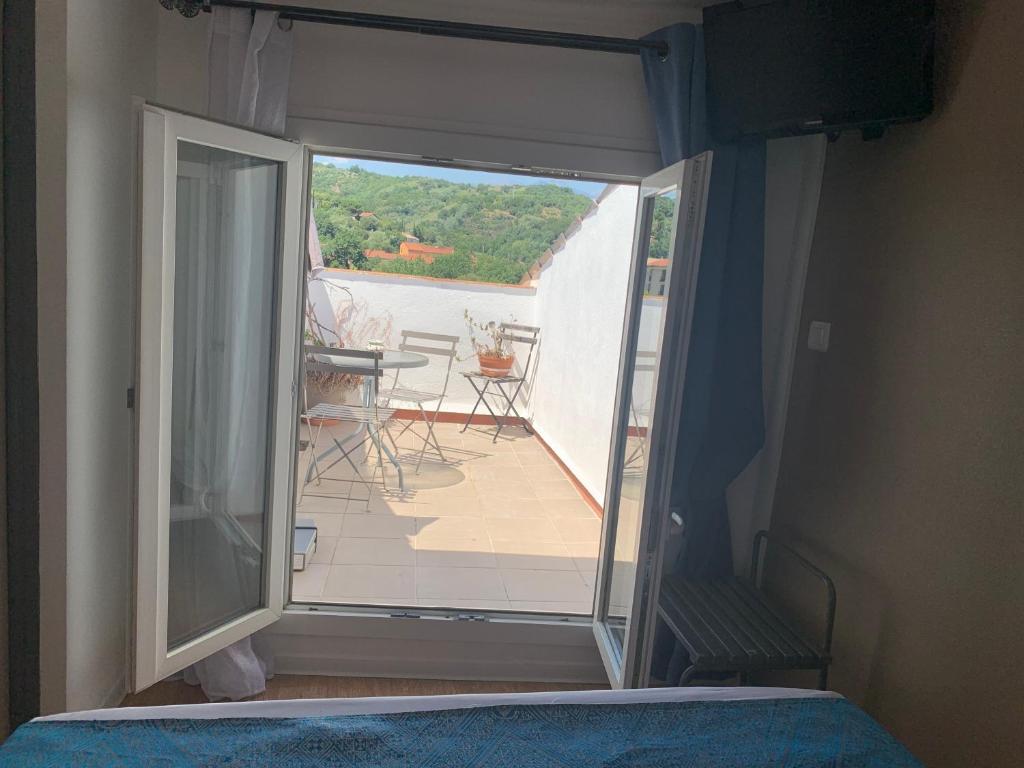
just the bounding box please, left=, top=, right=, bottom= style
left=198, top=0, right=669, bottom=58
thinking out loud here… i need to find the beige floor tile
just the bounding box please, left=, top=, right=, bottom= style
left=466, top=443, right=520, bottom=457
left=474, top=480, right=538, bottom=500
left=340, top=514, right=416, bottom=539
left=342, top=497, right=370, bottom=514
left=514, top=451, right=555, bottom=466
left=416, top=549, right=498, bottom=569
left=467, top=453, right=523, bottom=469
left=364, top=493, right=419, bottom=516
left=530, top=479, right=580, bottom=500
left=415, top=536, right=496, bottom=568
left=324, top=564, right=416, bottom=599
left=310, top=536, right=337, bottom=565
left=538, top=498, right=599, bottom=518
left=416, top=566, right=508, bottom=601
left=564, top=540, right=601, bottom=558
left=520, top=464, right=569, bottom=482
left=574, top=557, right=598, bottom=586
left=290, top=564, right=329, bottom=598
left=296, top=493, right=351, bottom=514
left=415, top=516, right=489, bottom=542
left=346, top=482, right=373, bottom=501
left=463, top=429, right=519, bottom=445
left=554, top=517, right=603, bottom=543
left=500, top=569, right=592, bottom=603
left=414, top=496, right=484, bottom=517
left=484, top=517, right=561, bottom=543
left=509, top=600, right=593, bottom=615
left=491, top=540, right=575, bottom=571
left=333, top=537, right=416, bottom=566
left=416, top=598, right=512, bottom=611
left=302, top=512, right=344, bottom=538
left=467, top=465, right=530, bottom=483
left=478, top=497, right=547, bottom=519
left=413, top=480, right=479, bottom=500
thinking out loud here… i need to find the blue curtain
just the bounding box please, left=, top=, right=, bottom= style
left=640, top=24, right=767, bottom=681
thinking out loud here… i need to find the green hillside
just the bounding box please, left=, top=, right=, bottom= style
left=310, top=162, right=595, bottom=284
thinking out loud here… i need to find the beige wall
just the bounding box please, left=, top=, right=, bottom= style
left=770, top=2, right=1023, bottom=766
left=34, top=0, right=160, bottom=713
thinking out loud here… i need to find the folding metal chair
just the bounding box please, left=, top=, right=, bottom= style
left=300, top=345, right=398, bottom=498
left=625, top=351, right=657, bottom=469
left=377, top=330, right=459, bottom=473
left=460, top=323, right=540, bottom=442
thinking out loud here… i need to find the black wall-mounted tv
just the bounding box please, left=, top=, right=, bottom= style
left=703, top=0, right=935, bottom=142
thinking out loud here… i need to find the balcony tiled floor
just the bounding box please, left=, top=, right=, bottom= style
left=292, top=420, right=601, bottom=614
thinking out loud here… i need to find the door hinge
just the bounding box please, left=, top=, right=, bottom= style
left=126, top=387, right=136, bottom=409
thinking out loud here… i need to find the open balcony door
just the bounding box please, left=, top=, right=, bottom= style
left=593, top=153, right=713, bottom=689
left=133, top=105, right=304, bottom=691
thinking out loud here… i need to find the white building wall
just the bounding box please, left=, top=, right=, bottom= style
left=529, top=185, right=639, bottom=504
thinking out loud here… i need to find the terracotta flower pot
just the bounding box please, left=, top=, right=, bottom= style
left=477, top=352, right=515, bottom=378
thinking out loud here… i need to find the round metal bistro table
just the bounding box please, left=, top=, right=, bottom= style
left=307, top=349, right=428, bottom=493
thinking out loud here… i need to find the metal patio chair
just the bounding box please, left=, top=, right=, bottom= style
left=460, top=323, right=540, bottom=442
left=625, top=351, right=657, bottom=469
left=300, top=345, right=397, bottom=498
left=377, top=330, right=460, bottom=473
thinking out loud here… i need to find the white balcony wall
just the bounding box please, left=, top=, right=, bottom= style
left=311, top=270, right=538, bottom=413
left=529, top=185, right=639, bottom=504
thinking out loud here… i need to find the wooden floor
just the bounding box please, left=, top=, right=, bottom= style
left=122, top=675, right=608, bottom=707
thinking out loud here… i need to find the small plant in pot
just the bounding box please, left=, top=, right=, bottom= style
left=464, top=310, right=515, bottom=377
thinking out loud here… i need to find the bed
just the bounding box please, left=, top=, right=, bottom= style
left=0, top=686, right=921, bottom=767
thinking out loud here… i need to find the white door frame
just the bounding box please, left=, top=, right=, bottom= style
left=133, top=104, right=304, bottom=691
left=592, top=153, right=713, bottom=688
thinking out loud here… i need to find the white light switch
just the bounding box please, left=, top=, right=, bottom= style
left=808, top=321, right=831, bottom=352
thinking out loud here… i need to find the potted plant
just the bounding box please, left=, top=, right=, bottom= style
left=464, top=310, right=515, bottom=377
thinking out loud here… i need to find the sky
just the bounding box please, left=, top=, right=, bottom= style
left=314, top=155, right=607, bottom=199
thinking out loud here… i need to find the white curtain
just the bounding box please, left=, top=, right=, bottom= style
left=208, top=7, right=294, bottom=135
left=180, top=7, right=293, bottom=702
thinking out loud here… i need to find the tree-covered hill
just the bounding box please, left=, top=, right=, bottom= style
left=311, top=162, right=595, bottom=284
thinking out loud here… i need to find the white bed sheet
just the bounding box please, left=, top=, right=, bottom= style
left=39, top=686, right=839, bottom=722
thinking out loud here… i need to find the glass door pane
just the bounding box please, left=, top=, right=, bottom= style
left=593, top=154, right=712, bottom=688
left=134, top=105, right=304, bottom=691
left=166, top=142, right=282, bottom=650
left=605, top=189, right=677, bottom=652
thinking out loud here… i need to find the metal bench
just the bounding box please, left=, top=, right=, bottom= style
left=657, top=530, right=836, bottom=690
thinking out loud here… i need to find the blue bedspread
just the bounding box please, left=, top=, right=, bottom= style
left=0, top=697, right=921, bottom=767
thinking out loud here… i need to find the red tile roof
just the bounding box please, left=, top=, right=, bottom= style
left=399, top=242, right=455, bottom=259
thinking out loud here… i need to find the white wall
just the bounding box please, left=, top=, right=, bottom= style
left=61, top=0, right=159, bottom=712
left=154, top=0, right=703, bottom=177
left=530, top=185, right=638, bottom=502
left=312, top=269, right=538, bottom=412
